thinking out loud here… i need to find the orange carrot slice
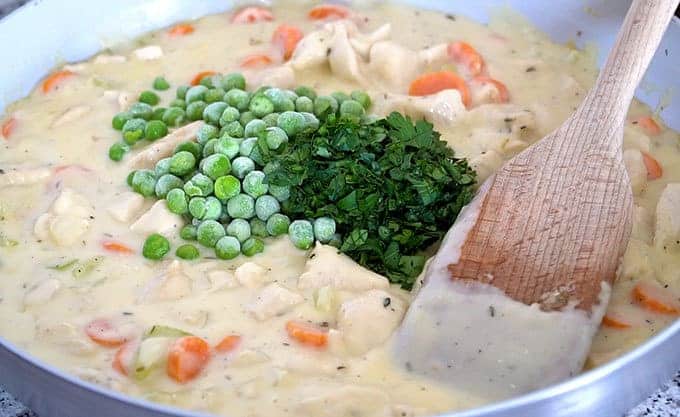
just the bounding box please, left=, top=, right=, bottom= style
left=240, top=54, right=274, bottom=68
left=231, top=6, right=274, bottom=24
left=102, top=240, right=134, bottom=254
left=215, top=335, right=242, bottom=353
left=167, top=336, right=211, bottom=383
left=641, top=152, right=663, bottom=180
left=190, top=71, right=217, bottom=86
left=473, top=75, right=509, bottom=103
left=42, top=70, right=75, bottom=93
left=601, top=312, right=632, bottom=329
left=447, top=41, right=485, bottom=77
left=1, top=117, right=17, bottom=139
left=168, top=23, right=195, bottom=36
left=308, top=4, right=351, bottom=20
left=408, top=71, right=471, bottom=108
left=634, top=116, right=661, bottom=136
left=285, top=320, right=328, bottom=348
left=112, top=341, right=138, bottom=376
left=632, top=281, right=680, bottom=315
left=272, top=24, right=304, bottom=61
left=85, top=319, right=130, bottom=348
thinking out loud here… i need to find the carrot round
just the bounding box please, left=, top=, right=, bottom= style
left=641, top=151, right=662, bottom=180
left=634, top=116, right=661, bottom=136
left=272, top=24, right=304, bottom=61
left=102, top=240, right=134, bottom=254
left=408, top=71, right=471, bottom=108
left=473, top=75, right=509, bottom=103
left=112, top=341, right=138, bottom=376
left=85, top=319, right=130, bottom=348
left=190, top=71, right=217, bottom=86
left=215, top=334, right=242, bottom=353
left=168, top=23, right=195, bottom=36
left=42, top=70, right=75, bottom=93
left=167, top=336, right=211, bottom=383
left=601, top=312, right=632, bottom=329
left=240, top=54, right=274, bottom=69
left=285, top=320, right=328, bottom=348
left=632, top=281, right=680, bottom=315
left=1, top=117, right=17, bottom=140
left=308, top=4, right=351, bottom=20
left=231, top=6, right=274, bottom=24
left=447, top=41, right=485, bottom=77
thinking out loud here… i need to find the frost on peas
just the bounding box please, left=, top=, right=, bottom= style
left=214, top=175, right=241, bottom=202
left=166, top=188, right=189, bottom=215
left=295, top=85, right=317, bottom=100
left=184, top=173, right=214, bottom=197
left=225, top=88, right=250, bottom=111
left=222, top=120, right=244, bottom=138
left=239, top=137, right=258, bottom=157
left=189, top=196, right=208, bottom=219
left=155, top=157, right=172, bottom=176
left=202, top=138, right=218, bottom=157
left=288, top=220, right=314, bottom=250
left=221, top=73, right=246, bottom=91
left=300, top=112, right=320, bottom=133
left=196, top=124, right=219, bottom=145
left=215, top=137, right=241, bottom=159
left=262, top=112, right=279, bottom=127
left=242, top=170, right=269, bottom=198
left=244, top=119, right=267, bottom=137
left=250, top=218, right=268, bottom=237
left=266, top=213, right=290, bottom=236
left=215, top=235, right=240, bottom=260
left=255, top=195, right=280, bottom=221
left=203, top=102, right=228, bottom=125
left=180, top=224, right=198, bottom=240
left=197, top=220, right=226, bottom=248
left=129, top=102, right=154, bottom=120
left=313, top=217, right=336, bottom=243
left=239, top=111, right=256, bottom=127
left=231, top=156, right=255, bottom=179
left=340, top=99, right=365, bottom=119
left=226, top=193, right=255, bottom=219
left=219, top=106, right=240, bottom=126
left=201, top=153, right=231, bottom=180
left=295, top=96, right=314, bottom=113
left=268, top=184, right=290, bottom=202
left=186, top=100, right=207, bottom=121
left=175, top=141, right=202, bottom=159
left=131, top=170, right=157, bottom=197
left=203, top=196, right=223, bottom=220
left=185, top=85, right=208, bottom=103
left=313, top=95, right=338, bottom=119
left=204, top=88, right=226, bottom=104
left=155, top=174, right=184, bottom=198
left=169, top=151, right=196, bottom=176
left=265, top=126, right=288, bottom=150
left=122, top=118, right=146, bottom=144
left=241, top=237, right=264, bottom=257
left=226, top=218, right=252, bottom=243
left=277, top=111, right=306, bottom=137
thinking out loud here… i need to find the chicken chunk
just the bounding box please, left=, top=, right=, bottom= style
left=0, top=166, right=51, bottom=188
left=295, top=385, right=389, bottom=417
left=107, top=191, right=145, bottom=223
left=128, top=121, right=204, bottom=169
left=51, top=105, right=92, bottom=128
left=327, top=22, right=365, bottom=84
left=130, top=200, right=184, bottom=236
left=34, top=188, right=94, bottom=246
left=247, top=283, right=304, bottom=320
left=132, top=45, right=163, bottom=60
left=632, top=205, right=653, bottom=244
left=337, top=289, right=406, bottom=354
left=235, top=262, right=270, bottom=288
left=138, top=261, right=192, bottom=303
left=623, top=149, right=648, bottom=195
left=372, top=90, right=467, bottom=126
left=654, top=183, right=680, bottom=251
left=298, top=243, right=389, bottom=291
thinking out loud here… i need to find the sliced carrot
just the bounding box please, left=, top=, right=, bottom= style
left=112, top=341, right=138, bottom=376
left=634, top=116, right=661, bottom=136
left=285, top=320, right=328, bottom=348
left=641, top=152, right=663, bottom=180
left=1, top=117, right=17, bottom=140
left=167, top=336, right=211, bottom=383
left=473, top=75, right=510, bottom=103
left=240, top=54, right=274, bottom=69
left=308, top=4, right=351, bottom=20
left=601, top=312, right=632, bottom=329
left=408, top=71, right=471, bottom=108
left=168, top=23, right=195, bottom=36
left=85, top=319, right=130, bottom=348
left=632, top=281, right=680, bottom=315
left=447, top=41, right=485, bottom=77
left=215, top=335, right=242, bottom=353
left=231, top=6, right=274, bottom=24
left=272, top=24, right=304, bottom=61
left=190, top=71, right=217, bottom=86
left=42, top=70, right=75, bottom=94
left=102, top=240, right=134, bottom=254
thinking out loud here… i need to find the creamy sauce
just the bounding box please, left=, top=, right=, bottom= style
left=0, top=2, right=679, bottom=417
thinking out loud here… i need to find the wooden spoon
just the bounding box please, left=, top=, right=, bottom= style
left=394, top=0, right=678, bottom=400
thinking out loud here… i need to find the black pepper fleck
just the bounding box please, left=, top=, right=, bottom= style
left=383, top=297, right=391, bottom=307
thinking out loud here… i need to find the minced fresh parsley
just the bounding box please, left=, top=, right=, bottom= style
left=265, top=112, right=476, bottom=289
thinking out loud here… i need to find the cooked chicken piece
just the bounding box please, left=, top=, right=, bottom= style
left=290, top=29, right=332, bottom=70
left=107, top=191, right=145, bottom=223
left=328, top=22, right=365, bottom=84
left=295, top=385, right=389, bottom=417
left=138, top=260, right=192, bottom=303
left=235, top=262, right=270, bottom=288
left=349, top=23, right=392, bottom=58
left=278, top=350, right=345, bottom=376
left=207, top=269, right=239, bottom=291
left=0, top=166, right=51, bottom=188
left=654, top=183, right=680, bottom=251
left=130, top=200, right=184, bottom=236
left=298, top=243, right=389, bottom=291
left=128, top=121, right=204, bottom=169
left=132, top=45, right=163, bottom=60
left=368, top=42, right=447, bottom=91
left=372, top=90, right=466, bottom=125
left=34, top=188, right=94, bottom=246
left=247, top=283, right=304, bottom=320
left=51, top=105, right=92, bottom=128
left=631, top=205, right=653, bottom=244
left=623, top=149, right=648, bottom=195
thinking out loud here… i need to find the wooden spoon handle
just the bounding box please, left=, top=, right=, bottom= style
left=574, top=0, right=677, bottom=153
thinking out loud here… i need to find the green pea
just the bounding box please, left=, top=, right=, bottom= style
left=122, top=118, right=146, bottom=144
left=176, top=244, right=200, bottom=260
left=226, top=193, right=255, bottom=219
left=215, top=137, right=241, bottom=159
left=219, top=106, right=240, bottom=126
left=331, top=91, right=350, bottom=105
left=131, top=170, right=156, bottom=197
left=197, top=220, right=226, bottom=248
left=145, top=120, right=168, bottom=141
left=200, top=74, right=217, bottom=88
left=203, top=102, right=228, bottom=125
left=139, top=90, right=160, bottom=105
left=239, top=111, right=256, bottom=127
left=203, top=196, right=223, bottom=220
left=169, top=151, right=196, bottom=176
left=262, top=112, right=279, bottom=127
left=153, top=76, right=170, bottom=91
left=313, top=95, right=338, bottom=119
left=289, top=220, right=314, bottom=250
left=186, top=100, right=207, bottom=121
left=197, top=124, right=219, bottom=145
left=169, top=99, right=186, bottom=109
left=204, top=88, right=226, bottom=104
left=351, top=90, right=371, bottom=109
left=226, top=218, right=251, bottom=243
left=174, top=141, right=202, bottom=159
left=281, top=89, right=298, bottom=101
left=162, top=107, right=186, bottom=127
left=184, top=173, right=213, bottom=197
left=244, top=119, right=267, bottom=137
left=176, top=85, right=190, bottom=99
left=250, top=218, right=268, bottom=237
left=225, top=88, right=250, bottom=111
left=241, top=237, right=264, bottom=257
left=166, top=188, right=189, bottom=214
left=265, top=126, right=288, bottom=150
left=340, top=99, right=365, bottom=118
left=239, top=137, right=258, bottom=157
left=242, top=170, right=269, bottom=198
left=214, top=175, right=241, bottom=202
left=155, top=174, right=184, bottom=198
left=129, top=102, right=154, bottom=120
left=222, top=120, right=244, bottom=138
left=151, top=107, right=167, bottom=121
left=266, top=213, right=290, bottom=236
left=186, top=85, right=208, bottom=103
left=188, top=196, right=207, bottom=219
left=201, top=153, right=231, bottom=180
left=231, top=156, right=255, bottom=178
left=108, top=142, right=129, bottom=162
left=295, top=96, right=314, bottom=113
left=255, top=195, right=280, bottom=221
left=126, top=170, right=136, bottom=187
left=143, top=233, right=170, bottom=260
left=295, top=86, right=317, bottom=100
left=249, top=95, right=275, bottom=117
left=221, top=73, right=246, bottom=91
left=180, top=224, right=197, bottom=240
left=112, top=112, right=132, bottom=130
left=155, top=158, right=172, bottom=176
left=277, top=111, right=306, bottom=137
left=268, top=184, right=290, bottom=202
left=215, top=236, right=240, bottom=260
left=202, top=138, right=218, bottom=157
left=248, top=144, right=266, bottom=167
left=300, top=112, right=320, bottom=134
left=313, top=217, right=336, bottom=243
